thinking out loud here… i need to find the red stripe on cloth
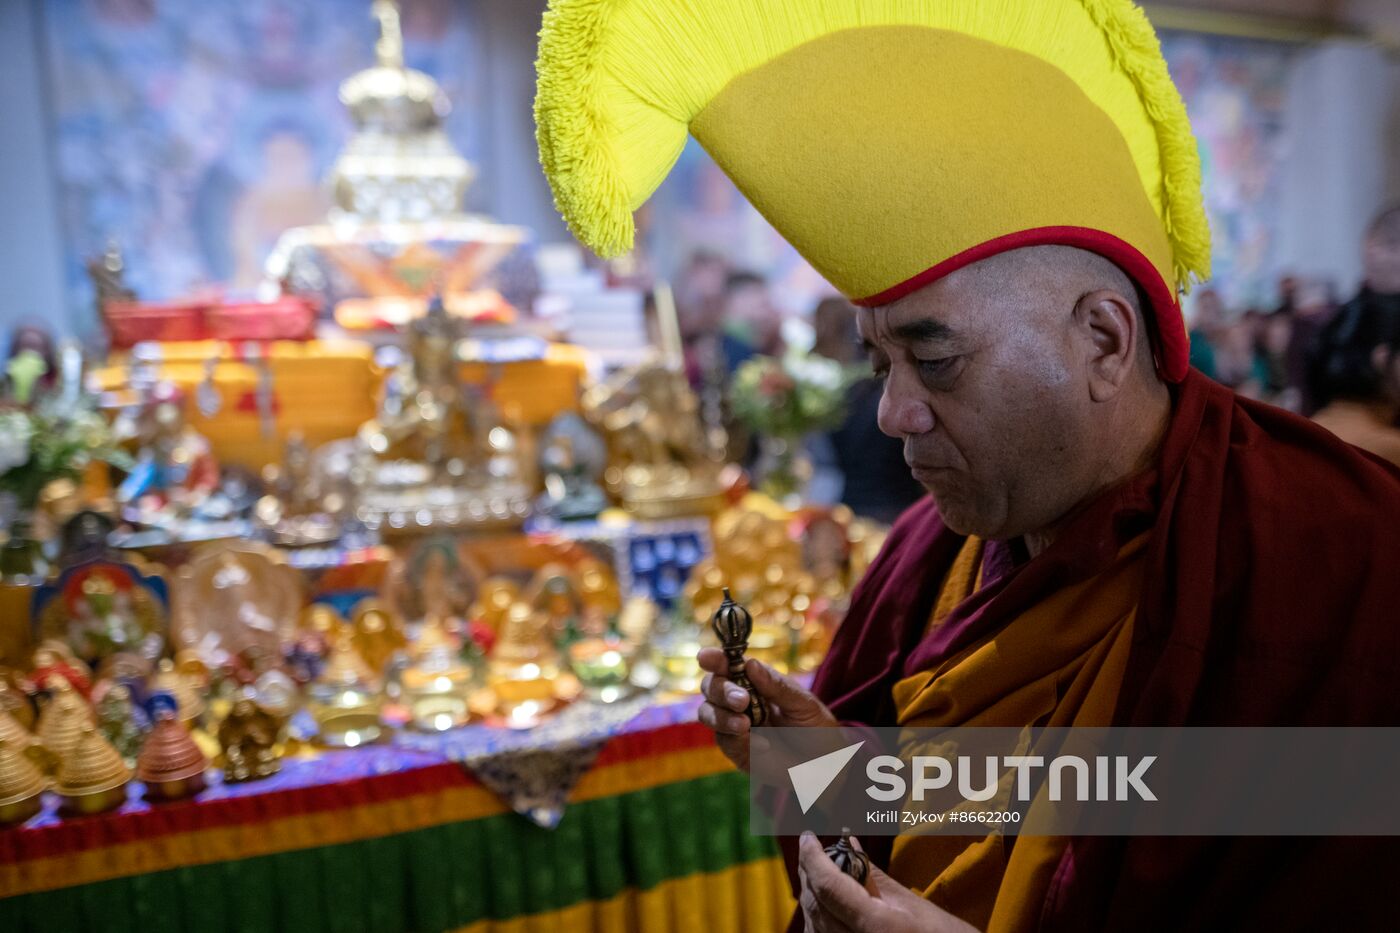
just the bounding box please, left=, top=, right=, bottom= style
left=0, top=721, right=715, bottom=866
left=850, top=226, right=1189, bottom=383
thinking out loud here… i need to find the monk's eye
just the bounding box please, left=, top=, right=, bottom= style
left=916, top=356, right=961, bottom=388
left=867, top=353, right=890, bottom=382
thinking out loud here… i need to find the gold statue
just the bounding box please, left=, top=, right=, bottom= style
left=307, top=633, right=383, bottom=747
left=255, top=432, right=343, bottom=547
left=353, top=304, right=533, bottom=534
left=352, top=600, right=407, bottom=674
left=582, top=359, right=725, bottom=519
left=218, top=693, right=282, bottom=783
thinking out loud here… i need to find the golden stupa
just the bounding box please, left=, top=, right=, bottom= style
left=264, top=0, right=526, bottom=326
left=0, top=705, right=33, bottom=752
left=0, top=736, right=48, bottom=825
left=35, top=679, right=95, bottom=770
left=55, top=725, right=132, bottom=815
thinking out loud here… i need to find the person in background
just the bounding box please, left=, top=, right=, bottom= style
left=1186, top=287, right=1225, bottom=380
left=1256, top=310, right=1300, bottom=411
left=674, top=250, right=731, bottom=388
left=1308, top=204, right=1400, bottom=414
left=1211, top=319, right=1268, bottom=396
left=809, top=296, right=926, bottom=524
left=1285, top=276, right=1338, bottom=415
left=718, top=270, right=784, bottom=374
left=1312, top=336, right=1400, bottom=466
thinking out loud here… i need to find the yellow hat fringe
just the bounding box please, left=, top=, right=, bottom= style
left=534, top=0, right=634, bottom=257
left=1080, top=0, right=1213, bottom=290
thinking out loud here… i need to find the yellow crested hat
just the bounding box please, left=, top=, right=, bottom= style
left=535, top=0, right=1211, bottom=381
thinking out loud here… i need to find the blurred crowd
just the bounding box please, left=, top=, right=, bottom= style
left=669, top=251, right=924, bottom=524
left=668, top=202, right=1400, bottom=524
left=1189, top=204, right=1400, bottom=465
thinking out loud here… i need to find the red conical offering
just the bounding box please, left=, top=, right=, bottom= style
left=136, top=712, right=208, bottom=802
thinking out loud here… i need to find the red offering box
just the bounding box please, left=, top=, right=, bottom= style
left=103, top=300, right=209, bottom=348
left=205, top=297, right=318, bottom=342
left=103, top=297, right=318, bottom=348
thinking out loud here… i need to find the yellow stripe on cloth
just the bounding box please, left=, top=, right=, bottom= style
left=2, top=746, right=734, bottom=897
left=449, top=857, right=796, bottom=933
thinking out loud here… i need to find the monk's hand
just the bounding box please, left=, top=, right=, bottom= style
left=696, top=649, right=836, bottom=772
left=797, top=832, right=980, bottom=933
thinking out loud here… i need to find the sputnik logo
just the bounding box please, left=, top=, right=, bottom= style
left=788, top=741, right=865, bottom=814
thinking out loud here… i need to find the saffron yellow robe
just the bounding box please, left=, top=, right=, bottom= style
left=888, top=532, right=1147, bottom=932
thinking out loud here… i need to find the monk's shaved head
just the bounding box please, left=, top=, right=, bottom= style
left=857, top=245, right=1171, bottom=550
left=965, top=246, right=1158, bottom=375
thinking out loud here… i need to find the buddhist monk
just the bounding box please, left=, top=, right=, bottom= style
left=533, top=1, right=1400, bottom=928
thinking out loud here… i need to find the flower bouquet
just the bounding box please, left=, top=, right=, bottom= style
left=0, top=351, right=129, bottom=557
left=730, top=353, right=856, bottom=501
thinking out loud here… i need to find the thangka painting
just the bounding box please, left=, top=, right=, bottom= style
left=1160, top=30, right=1297, bottom=311
left=38, top=0, right=490, bottom=327
left=640, top=30, right=1298, bottom=317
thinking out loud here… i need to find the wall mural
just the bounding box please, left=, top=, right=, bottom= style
left=39, top=0, right=488, bottom=332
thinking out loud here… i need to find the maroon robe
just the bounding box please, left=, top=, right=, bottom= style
left=785, top=369, right=1400, bottom=930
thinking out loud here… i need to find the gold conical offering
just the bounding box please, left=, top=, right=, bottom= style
left=152, top=659, right=206, bottom=723
left=0, top=705, right=33, bottom=750
left=35, top=680, right=95, bottom=771
left=55, top=725, right=131, bottom=815
left=0, top=736, right=48, bottom=825
left=136, top=713, right=208, bottom=802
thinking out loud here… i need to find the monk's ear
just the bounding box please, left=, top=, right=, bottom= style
left=1074, top=290, right=1138, bottom=402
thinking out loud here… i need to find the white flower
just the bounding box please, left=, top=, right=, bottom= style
left=786, top=355, right=844, bottom=391
left=0, top=412, right=34, bottom=473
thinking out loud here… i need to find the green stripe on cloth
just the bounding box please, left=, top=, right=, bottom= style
left=2, top=770, right=779, bottom=933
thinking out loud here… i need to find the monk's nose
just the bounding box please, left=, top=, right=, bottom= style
left=877, top=372, right=936, bottom=438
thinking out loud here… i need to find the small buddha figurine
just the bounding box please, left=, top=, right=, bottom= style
left=468, top=577, right=519, bottom=639
left=535, top=433, right=609, bottom=521
left=30, top=644, right=93, bottom=700
left=352, top=601, right=407, bottom=674
left=576, top=559, right=622, bottom=619
left=150, top=659, right=206, bottom=724
left=96, top=683, right=148, bottom=768
left=582, top=359, right=726, bottom=518
left=307, top=633, right=383, bottom=747
left=218, top=693, right=282, bottom=783
left=491, top=602, right=561, bottom=675
left=527, top=565, right=584, bottom=639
